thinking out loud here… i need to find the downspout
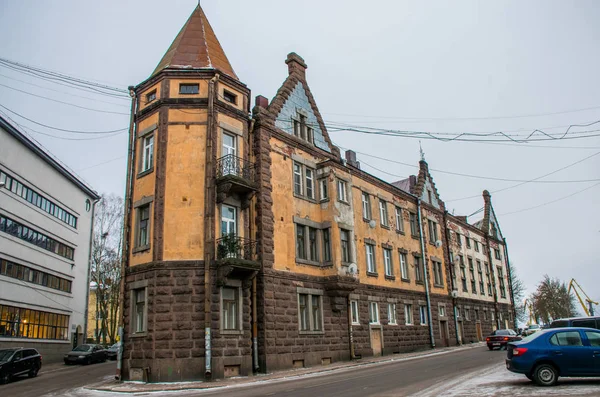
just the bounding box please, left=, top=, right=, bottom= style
left=347, top=296, right=357, bottom=359
left=249, top=117, right=259, bottom=372
left=204, top=75, right=219, bottom=378
left=443, top=211, right=460, bottom=346
left=417, top=199, right=435, bottom=348
left=502, top=238, right=516, bottom=329
left=116, top=86, right=137, bottom=380
left=83, top=197, right=100, bottom=347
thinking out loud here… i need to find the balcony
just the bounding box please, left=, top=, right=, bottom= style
left=215, top=234, right=260, bottom=285
left=216, top=154, right=257, bottom=202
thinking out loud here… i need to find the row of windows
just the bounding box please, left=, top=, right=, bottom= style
left=0, top=304, right=69, bottom=340
left=0, top=215, right=75, bottom=260
left=351, top=301, right=429, bottom=326
left=0, top=258, right=72, bottom=293
left=450, top=229, right=504, bottom=262
left=295, top=224, right=331, bottom=264
left=455, top=255, right=507, bottom=298
left=1, top=170, right=77, bottom=228
left=456, top=307, right=511, bottom=324
left=144, top=84, right=238, bottom=104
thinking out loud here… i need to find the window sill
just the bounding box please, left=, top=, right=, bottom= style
left=416, top=280, right=424, bottom=285
left=299, top=330, right=325, bottom=336
left=296, top=258, right=331, bottom=267
left=401, top=278, right=411, bottom=283
left=384, top=275, right=395, bottom=281
left=396, top=229, right=405, bottom=235
left=337, top=200, right=350, bottom=206
left=137, top=168, right=154, bottom=179
left=380, top=224, right=390, bottom=230
left=405, top=323, right=414, bottom=327
left=130, top=332, right=148, bottom=338
left=132, top=245, right=150, bottom=254
left=293, top=193, right=318, bottom=204
left=420, top=323, right=428, bottom=327
left=434, top=284, right=444, bottom=288
left=220, top=329, right=243, bottom=336
left=351, top=322, right=360, bottom=326
left=363, top=218, right=372, bottom=223
left=319, top=198, right=330, bottom=203
left=411, top=235, right=420, bottom=240
left=366, top=271, right=378, bottom=278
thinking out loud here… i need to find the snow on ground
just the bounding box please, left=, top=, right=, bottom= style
left=419, top=363, right=600, bottom=397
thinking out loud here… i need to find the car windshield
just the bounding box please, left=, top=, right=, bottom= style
left=73, top=345, right=92, bottom=352
left=0, top=350, right=16, bottom=362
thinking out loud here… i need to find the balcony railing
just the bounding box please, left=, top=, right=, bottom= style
left=216, top=154, right=256, bottom=184
left=216, top=234, right=258, bottom=262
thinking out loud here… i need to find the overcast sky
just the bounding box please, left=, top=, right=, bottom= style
left=1, top=0, right=598, bottom=317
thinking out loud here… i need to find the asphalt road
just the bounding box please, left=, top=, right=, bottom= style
left=0, top=360, right=115, bottom=397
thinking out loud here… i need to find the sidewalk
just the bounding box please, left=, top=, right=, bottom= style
left=87, top=342, right=485, bottom=394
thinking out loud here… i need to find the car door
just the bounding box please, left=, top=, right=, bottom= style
left=549, top=331, right=588, bottom=375
left=583, top=330, right=600, bottom=375
left=11, top=351, right=25, bottom=375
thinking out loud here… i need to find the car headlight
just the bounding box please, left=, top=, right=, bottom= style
left=78, top=355, right=86, bottom=359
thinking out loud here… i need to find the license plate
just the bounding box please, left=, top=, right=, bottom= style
left=493, top=343, right=501, bottom=346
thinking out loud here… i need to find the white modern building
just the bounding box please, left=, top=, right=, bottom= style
left=0, top=115, right=99, bottom=362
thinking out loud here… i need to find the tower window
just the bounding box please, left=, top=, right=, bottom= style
left=179, top=83, right=199, bottom=95
left=146, top=90, right=156, bottom=103
left=223, top=90, right=237, bottom=104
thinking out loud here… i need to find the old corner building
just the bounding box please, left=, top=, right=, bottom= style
left=121, top=5, right=515, bottom=381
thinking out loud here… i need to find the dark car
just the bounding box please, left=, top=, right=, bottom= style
left=549, top=316, right=600, bottom=330
left=486, top=329, right=522, bottom=350
left=505, top=327, right=600, bottom=386
left=106, top=343, right=119, bottom=361
left=0, top=348, right=42, bottom=384
left=64, top=344, right=107, bottom=365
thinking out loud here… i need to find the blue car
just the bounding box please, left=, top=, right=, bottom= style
left=505, top=327, right=600, bottom=386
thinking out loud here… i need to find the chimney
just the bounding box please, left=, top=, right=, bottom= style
left=286, top=52, right=307, bottom=78
left=345, top=150, right=360, bottom=169
left=255, top=95, right=269, bottom=109
left=482, top=189, right=491, bottom=203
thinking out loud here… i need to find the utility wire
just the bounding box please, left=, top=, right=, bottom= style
left=77, top=155, right=127, bottom=172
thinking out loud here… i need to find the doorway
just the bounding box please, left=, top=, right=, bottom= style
left=440, top=321, right=449, bottom=347
left=370, top=327, right=382, bottom=357
left=476, top=322, right=483, bottom=341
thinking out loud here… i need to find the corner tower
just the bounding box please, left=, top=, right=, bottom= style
left=121, top=5, right=256, bottom=381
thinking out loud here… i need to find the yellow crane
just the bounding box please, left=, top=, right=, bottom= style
left=568, top=279, right=598, bottom=316
left=524, top=299, right=536, bottom=325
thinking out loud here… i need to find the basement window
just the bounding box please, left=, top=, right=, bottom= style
left=179, top=83, right=199, bottom=95
left=223, top=89, right=237, bottom=104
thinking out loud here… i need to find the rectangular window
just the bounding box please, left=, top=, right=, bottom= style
left=414, top=256, right=423, bottom=282
left=419, top=306, right=428, bottom=325
left=141, top=134, right=154, bottom=172
left=298, top=294, right=309, bottom=331
left=405, top=304, right=413, bottom=325
left=468, top=258, right=476, bottom=293
left=133, top=288, right=146, bottom=333
left=399, top=252, right=409, bottom=280
left=223, top=89, right=237, bottom=104
left=179, top=83, right=199, bottom=94
left=305, top=168, right=314, bottom=199
left=477, top=260, right=485, bottom=295
left=145, top=90, right=156, bottom=103
left=366, top=243, right=376, bottom=273
left=296, top=225, right=306, bottom=260
left=498, top=266, right=506, bottom=298
left=439, top=305, right=446, bottom=317
left=361, top=193, right=372, bottom=220
left=350, top=300, right=359, bottom=325
left=292, top=162, right=315, bottom=200
left=319, top=179, right=328, bottom=201
left=222, top=287, right=239, bottom=330
left=474, top=241, right=480, bottom=252
left=433, top=261, right=443, bottom=286
left=485, top=263, right=493, bottom=296
left=395, top=207, right=404, bottom=232
left=0, top=259, right=72, bottom=293
left=368, top=302, right=379, bottom=324
left=0, top=304, right=69, bottom=340
left=466, top=237, right=471, bottom=249
left=298, top=292, right=323, bottom=332
left=311, top=295, right=322, bottom=331
left=137, top=205, right=150, bottom=248
left=460, top=263, right=468, bottom=292
left=337, top=180, right=348, bottom=202
left=340, top=229, right=351, bottom=263
left=494, top=248, right=501, bottom=260
left=379, top=200, right=389, bottom=227
left=293, top=162, right=303, bottom=196
left=428, top=220, right=438, bottom=243
left=409, top=213, right=418, bottom=236
left=308, top=227, right=318, bottom=261
left=383, top=248, right=393, bottom=277
left=322, top=228, right=331, bottom=262
left=388, top=303, right=397, bottom=325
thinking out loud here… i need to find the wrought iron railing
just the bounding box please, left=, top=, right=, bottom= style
left=216, top=234, right=258, bottom=261
left=216, top=154, right=255, bottom=183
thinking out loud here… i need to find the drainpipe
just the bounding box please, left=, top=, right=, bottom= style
left=417, top=199, right=435, bottom=348
left=502, top=238, right=516, bottom=329
left=443, top=212, right=460, bottom=346
left=116, top=86, right=137, bottom=381
left=347, top=296, right=357, bottom=359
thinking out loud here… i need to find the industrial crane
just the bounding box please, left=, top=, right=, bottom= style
left=523, top=299, right=536, bottom=325
left=568, top=279, right=598, bottom=316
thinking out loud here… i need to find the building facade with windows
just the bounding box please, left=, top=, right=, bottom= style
left=120, top=5, right=515, bottom=381
left=0, top=116, right=99, bottom=362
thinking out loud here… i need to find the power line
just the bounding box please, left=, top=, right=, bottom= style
left=78, top=155, right=127, bottom=172
left=0, top=104, right=128, bottom=134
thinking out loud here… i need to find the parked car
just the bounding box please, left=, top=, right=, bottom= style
left=64, top=344, right=107, bottom=365
left=106, top=343, right=119, bottom=361
left=505, top=327, right=600, bottom=386
left=486, top=329, right=522, bottom=350
left=522, top=324, right=541, bottom=337
left=549, top=316, right=600, bottom=330
left=0, top=348, right=42, bottom=384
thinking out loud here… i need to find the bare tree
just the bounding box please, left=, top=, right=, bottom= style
left=509, top=264, right=527, bottom=324
left=530, top=275, right=577, bottom=325
left=91, top=194, right=124, bottom=345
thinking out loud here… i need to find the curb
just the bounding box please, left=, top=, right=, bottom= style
left=86, top=342, right=485, bottom=393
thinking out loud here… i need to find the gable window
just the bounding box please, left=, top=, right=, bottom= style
left=404, top=304, right=413, bottom=325
left=433, top=261, right=443, bottom=286
left=427, top=190, right=433, bottom=204
left=221, top=287, right=240, bottom=331
left=146, top=90, right=156, bottom=103
left=350, top=300, right=360, bottom=325
left=179, top=83, right=199, bottom=94
left=223, top=89, right=237, bottom=104
left=292, top=162, right=315, bottom=200
left=383, top=248, right=393, bottom=277
left=136, top=204, right=150, bottom=248
left=414, top=256, right=423, bottom=282
left=319, top=178, right=328, bottom=201
left=337, top=180, right=348, bottom=203
left=361, top=192, right=372, bottom=220
left=419, top=305, right=428, bottom=325
left=340, top=229, right=351, bottom=263
left=379, top=200, right=389, bottom=227
left=474, top=241, right=480, bottom=252
left=399, top=252, right=409, bottom=280
left=298, top=292, right=323, bottom=333
left=368, top=301, right=379, bottom=324
left=366, top=243, right=376, bottom=273
left=409, top=213, right=418, bottom=237
left=292, top=112, right=313, bottom=144
left=468, top=258, right=476, bottom=293
left=141, top=134, right=154, bottom=173
left=395, top=207, right=404, bottom=232
left=428, top=220, right=438, bottom=243
left=388, top=303, right=397, bottom=325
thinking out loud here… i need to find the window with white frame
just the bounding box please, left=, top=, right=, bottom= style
left=361, top=192, right=372, bottom=220
left=432, top=261, right=443, bottom=286
left=350, top=300, right=359, bottom=325
left=141, top=134, right=154, bottom=173
left=368, top=301, right=379, bottom=324
left=337, top=179, right=348, bottom=203
left=366, top=243, right=376, bottom=273
left=399, top=252, right=409, bottom=280
left=298, top=292, right=323, bottom=332
left=383, top=247, right=393, bottom=277
left=494, top=248, right=501, bottom=260
left=136, top=204, right=150, bottom=248
left=404, top=304, right=413, bottom=325
left=221, top=287, right=240, bottom=331
left=439, top=305, right=446, bottom=317
left=293, top=162, right=315, bottom=200
left=409, top=213, right=418, bottom=236
left=428, top=219, right=438, bottom=243
left=474, top=240, right=480, bottom=252
left=379, top=200, right=389, bottom=227
left=319, top=178, right=328, bottom=201
left=388, top=303, right=397, bottom=325
left=340, top=229, right=351, bottom=263
left=414, top=256, right=423, bottom=282
left=419, top=305, right=428, bottom=325
left=295, top=223, right=331, bottom=264
left=395, top=207, right=404, bottom=232
left=132, top=287, right=147, bottom=334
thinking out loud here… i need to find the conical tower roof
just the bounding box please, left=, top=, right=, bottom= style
left=152, top=5, right=238, bottom=80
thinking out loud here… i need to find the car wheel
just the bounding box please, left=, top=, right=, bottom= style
left=533, top=363, right=558, bottom=386
left=85, top=357, right=92, bottom=365
left=0, top=372, right=10, bottom=385
left=28, top=366, right=39, bottom=378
